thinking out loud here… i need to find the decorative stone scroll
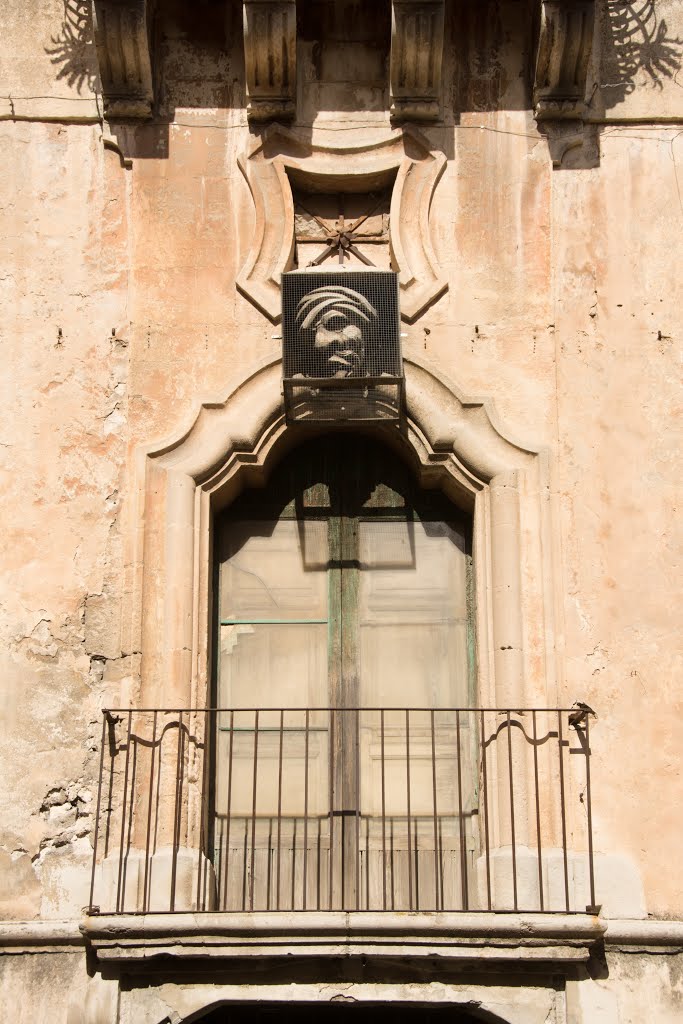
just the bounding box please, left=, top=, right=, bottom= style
left=237, top=125, right=447, bottom=323
left=243, top=0, right=297, bottom=123
left=92, top=0, right=154, bottom=118
left=390, top=0, right=444, bottom=121
left=534, top=0, right=596, bottom=121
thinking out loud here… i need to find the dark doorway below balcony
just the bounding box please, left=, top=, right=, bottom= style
left=199, top=1004, right=491, bottom=1024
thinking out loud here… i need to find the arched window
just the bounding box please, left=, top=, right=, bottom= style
left=212, top=435, right=477, bottom=911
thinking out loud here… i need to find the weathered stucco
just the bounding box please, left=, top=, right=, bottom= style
left=0, top=1, right=681, bottom=1022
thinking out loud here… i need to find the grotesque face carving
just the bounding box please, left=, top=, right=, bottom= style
left=296, top=285, right=378, bottom=377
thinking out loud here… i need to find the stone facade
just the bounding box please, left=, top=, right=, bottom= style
left=1, top=1, right=682, bottom=1022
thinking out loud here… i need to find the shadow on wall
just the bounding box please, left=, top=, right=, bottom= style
left=43, top=0, right=249, bottom=161
left=45, top=0, right=98, bottom=95
left=44, top=0, right=683, bottom=168
left=601, top=0, right=683, bottom=105
left=45, top=0, right=534, bottom=161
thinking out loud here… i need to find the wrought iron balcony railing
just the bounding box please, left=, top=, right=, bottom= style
left=88, top=707, right=597, bottom=916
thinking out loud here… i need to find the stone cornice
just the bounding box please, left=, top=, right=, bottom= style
left=0, top=920, right=85, bottom=954
left=4, top=916, right=683, bottom=956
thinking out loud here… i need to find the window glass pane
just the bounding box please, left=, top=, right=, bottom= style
left=219, top=622, right=328, bottom=708
left=358, top=518, right=470, bottom=708
left=218, top=519, right=328, bottom=708
left=219, top=519, right=328, bottom=619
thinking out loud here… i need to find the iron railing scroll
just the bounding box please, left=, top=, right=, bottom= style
left=87, top=707, right=597, bottom=916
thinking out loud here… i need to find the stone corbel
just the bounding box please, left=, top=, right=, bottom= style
left=92, top=0, right=154, bottom=118
left=534, top=0, right=595, bottom=121
left=243, top=0, right=297, bottom=123
left=390, top=0, right=444, bottom=122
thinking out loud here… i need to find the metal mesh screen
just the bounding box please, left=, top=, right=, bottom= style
left=282, top=270, right=403, bottom=423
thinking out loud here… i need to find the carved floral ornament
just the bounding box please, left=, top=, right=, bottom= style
left=237, top=124, right=447, bottom=323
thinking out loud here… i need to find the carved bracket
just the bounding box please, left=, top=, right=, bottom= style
left=534, top=0, right=595, bottom=121
left=390, top=0, right=444, bottom=122
left=92, top=0, right=155, bottom=118
left=539, top=120, right=599, bottom=170
left=243, top=0, right=297, bottom=123
left=237, top=125, right=447, bottom=323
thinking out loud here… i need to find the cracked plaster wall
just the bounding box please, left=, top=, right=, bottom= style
left=0, top=115, right=133, bottom=919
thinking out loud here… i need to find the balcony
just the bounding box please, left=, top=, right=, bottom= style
left=87, top=706, right=597, bottom=920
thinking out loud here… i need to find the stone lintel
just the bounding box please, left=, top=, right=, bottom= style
left=82, top=911, right=604, bottom=966
left=93, top=0, right=155, bottom=119
left=390, top=1, right=444, bottom=122
left=534, top=0, right=596, bottom=121
left=243, top=0, right=297, bottom=123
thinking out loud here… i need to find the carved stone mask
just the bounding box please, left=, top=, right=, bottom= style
left=296, top=285, right=378, bottom=377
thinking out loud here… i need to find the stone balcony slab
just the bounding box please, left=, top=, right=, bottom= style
left=81, top=911, right=605, bottom=967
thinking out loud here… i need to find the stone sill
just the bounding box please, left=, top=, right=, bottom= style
left=81, top=911, right=605, bottom=966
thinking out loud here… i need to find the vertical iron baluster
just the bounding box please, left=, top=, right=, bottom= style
left=103, top=734, right=115, bottom=861
left=381, top=709, right=387, bottom=912
left=88, top=711, right=108, bottom=912
left=328, top=708, right=334, bottom=911
left=365, top=814, right=370, bottom=910
left=389, top=816, right=396, bottom=911
left=290, top=818, right=297, bottom=910
left=506, top=710, right=518, bottom=911
left=316, top=817, right=322, bottom=911
left=242, top=819, right=249, bottom=911
left=116, top=710, right=133, bottom=913
left=266, top=818, right=273, bottom=911
left=480, top=710, right=492, bottom=911
left=585, top=715, right=596, bottom=911
left=170, top=711, right=185, bottom=912
left=196, top=709, right=212, bottom=911
left=303, top=709, right=310, bottom=910
left=221, top=710, right=235, bottom=911
left=121, top=736, right=139, bottom=911
left=151, top=732, right=162, bottom=873
left=215, top=820, right=224, bottom=913
left=143, top=711, right=158, bottom=913
left=430, top=710, right=440, bottom=911
left=406, top=709, right=413, bottom=911
left=557, top=711, right=570, bottom=912
left=456, top=709, right=468, bottom=910
left=249, top=710, right=260, bottom=911
left=532, top=711, right=544, bottom=912
left=355, top=708, right=361, bottom=911
left=276, top=709, right=284, bottom=912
